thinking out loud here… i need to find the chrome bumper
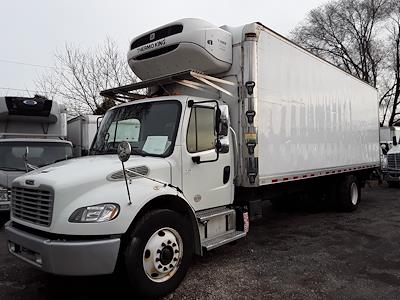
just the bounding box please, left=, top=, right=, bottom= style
left=5, top=221, right=121, bottom=276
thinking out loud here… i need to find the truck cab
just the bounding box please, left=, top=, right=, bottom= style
left=0, top=96, right=72, bottom=211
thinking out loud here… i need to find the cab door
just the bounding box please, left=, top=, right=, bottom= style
left=181, top=100, right=234, bottom=211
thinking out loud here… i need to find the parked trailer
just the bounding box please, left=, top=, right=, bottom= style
left=67, top=115, right=101, bottom=157
left=6, top=19, right=379, bottom=298
left=0, top=96, right=72, bottom=211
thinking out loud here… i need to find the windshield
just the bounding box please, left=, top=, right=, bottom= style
left=91, top=100, right=182, bottom=157
left=0, top=141, right=73, bottom=171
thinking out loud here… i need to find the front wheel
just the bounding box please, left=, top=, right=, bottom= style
left=124, top=209, right=193, bottom=299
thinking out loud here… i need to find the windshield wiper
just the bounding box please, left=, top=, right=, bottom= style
left=52, top=157, right=71, bottom=164
left=0, top=166, right=25, bottom=171
left=37, top=157, right=70, bottom=168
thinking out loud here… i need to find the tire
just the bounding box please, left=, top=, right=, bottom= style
left=337, top=175, right=361, bottom=212
left=123, top=209, right=193, bottom=299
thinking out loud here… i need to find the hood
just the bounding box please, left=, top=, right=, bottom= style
left=13, top=155, right=171, bottom=191
left=0, top=170, right=25, bottom=188
left=388, top=145, right=400, bottom=155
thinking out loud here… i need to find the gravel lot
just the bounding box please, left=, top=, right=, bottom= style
left=1, top=182, right=400, bottom=299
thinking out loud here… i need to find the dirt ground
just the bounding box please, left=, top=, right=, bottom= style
left=0, top=182, right=400, bottom=299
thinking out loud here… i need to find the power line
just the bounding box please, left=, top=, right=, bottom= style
left=0, top=59, right=57, bottom=69
left=0, top=86, right=57, bottom=95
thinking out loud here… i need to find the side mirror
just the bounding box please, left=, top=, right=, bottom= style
left=219, top=119, right=229, bottom=136
left=218, top=105, right=229, bottom=137
left=215, top=107, right=221, bottom=135
left=117, top=141, right=131, bottom=162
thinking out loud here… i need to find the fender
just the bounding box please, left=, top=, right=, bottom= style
left=125, top=192, right=202, bottom=255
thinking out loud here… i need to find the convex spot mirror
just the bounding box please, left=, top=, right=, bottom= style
left=118, top=141, right=131, bottom=162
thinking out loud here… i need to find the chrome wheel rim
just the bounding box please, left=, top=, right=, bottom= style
left=350, top=182, right=358, bottom=205
left=143, top=227, right=183, bottom=283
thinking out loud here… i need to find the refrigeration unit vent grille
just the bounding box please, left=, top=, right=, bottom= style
left=130, top=25, right=183, bottom=50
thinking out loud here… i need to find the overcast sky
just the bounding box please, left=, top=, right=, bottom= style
left=0, top=0, right=326, bottom=98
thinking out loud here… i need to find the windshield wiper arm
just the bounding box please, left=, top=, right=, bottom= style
left=37, top=157, right=70, bottom=167
left=25, top=163, right=39, bottom=171
left=0, top=166, right=25, bottom=171
left=53, top=157, right=71, bottom=164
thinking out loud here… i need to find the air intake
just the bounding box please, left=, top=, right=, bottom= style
left=107, top=165, right=149, bottom=181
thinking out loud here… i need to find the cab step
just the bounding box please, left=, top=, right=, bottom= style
left=196, top=206, right=235, bottom=223
left=196, top=206, right=246, bottom=252
left=202, top=230, right=246, bottom=251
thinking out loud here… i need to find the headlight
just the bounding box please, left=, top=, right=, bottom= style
left=69, top=203, right=120, bottom=223
left=0, top=187, right=9, bottom=202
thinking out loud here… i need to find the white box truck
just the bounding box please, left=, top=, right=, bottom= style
left=0, top=96, right=73, bottom=211
left=67, top=115, right=101, bottom=157
left=6, top=19, right=379, bottom=298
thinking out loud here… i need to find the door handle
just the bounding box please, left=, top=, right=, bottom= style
left=223, top=166, right=230, bottom=184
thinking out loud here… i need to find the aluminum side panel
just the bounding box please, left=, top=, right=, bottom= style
left=256, top=30, right=379, bottom=179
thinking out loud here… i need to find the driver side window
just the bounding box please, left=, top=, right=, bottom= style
left=187, top=107, right=216, bottom=153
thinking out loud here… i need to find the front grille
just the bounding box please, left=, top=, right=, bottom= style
left=388, top=153, right=400, bottom=170
left=11, top=187, right=54, bottom=226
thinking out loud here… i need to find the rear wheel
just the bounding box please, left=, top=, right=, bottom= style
left=337, top=175, right=361, bottom=212
left=124, top=209, right=193, bottom=299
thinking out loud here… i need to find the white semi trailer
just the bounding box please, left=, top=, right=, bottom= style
left=0, top=96, right=72, bottom=211
left=6, top=19, right=379, bottom=298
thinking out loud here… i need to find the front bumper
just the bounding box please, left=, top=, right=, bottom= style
left=5, top=221, right=121, bottom=276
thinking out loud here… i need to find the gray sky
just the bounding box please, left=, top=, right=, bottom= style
left=0, top=0, right=326, bottom=97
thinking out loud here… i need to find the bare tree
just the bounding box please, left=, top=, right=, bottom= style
left=292, top=0, right=390, bottom=87
left=290, top=0, right=400, bottom=126
left=36, top=38, right=136, bottom=116
left=384, top=1, right=400, bottom=125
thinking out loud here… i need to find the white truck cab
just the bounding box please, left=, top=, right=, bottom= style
left=6, top=18, right=379, bottom=298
